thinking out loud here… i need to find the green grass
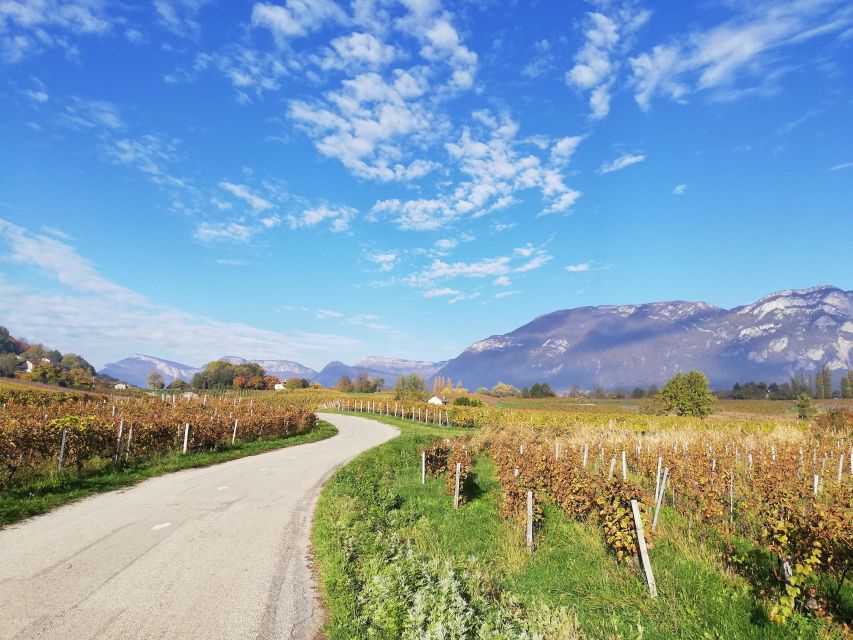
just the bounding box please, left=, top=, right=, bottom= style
left=0, top=419, right=337, bottom=527
left=313, top=412, right=844, bottom=639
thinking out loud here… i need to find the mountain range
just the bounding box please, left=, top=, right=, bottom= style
left=434, top=285, right=853, bottom=390
left=99, top=354, right=445, bottom=388
left=98, top=286, right=852, bottom=391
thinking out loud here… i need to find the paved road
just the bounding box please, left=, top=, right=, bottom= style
left=0, top=413, right=397, bottom=640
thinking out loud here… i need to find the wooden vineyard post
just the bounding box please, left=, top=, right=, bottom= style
left=654, top=457, right=662, bottom=502
left=454, top=462, right=461, bottom=509
left=125, top=426, right=133, bottom=458
left=232, top=419, right=238, bottom=444
left=182, top=423, right=190, bottom=454
left=621, top=450, right=627, bottom=480
left=421, top=451, right=426, bottom=484
left=114, top=419, right=124, bottom=463
left=652, top=467, right=669, bottom=532
left=58, top=428, right=68, bottom=471
left=526, top=491, right=534, bottom=549
left=729, top=469, right=734, bottom=523
left=630, top=499, right=658, bottom=597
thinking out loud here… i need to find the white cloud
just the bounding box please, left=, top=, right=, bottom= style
left=374, top=111, right=582, bottom=230
left=219, top=181, right=274, bottom=212
left=105, top=135, right=185, bottom=188
left=434, top=238, right=457, bottom=251
left=630, top=1, right=853, bottom=109
left=23, top=88, right=48, bottom=103
left=194, top=221, right=255, bottom=243
left=566, top=7, right=649, bottom=119
left=0, top=218, right=144, bottom=306
left=423, top=287, right=460, bottom=298
left=409, top=243, right=552, bottom=287
left=0, top=0, right=113, bottom=63
left=0, top=219, right=362, bottom=368
left=597, top=152, right=645, bottom=174
left=59, top=97, right=124, bottom=131
left=494, top=290, right=520, bottom=299
left=315, top=308, right=344, bottom=319
left=565, top=261, right=611, bottom=273
left=367, top=251, right=398, bottom=271
left=673, top=183, right=687, bottom=194
left=154, top=0, right=211, bottom=38
left=251, top=0, right=347, bottom=41
left=319, top=32, right=398, bottom=69
left=288, top=205, right=356, bottom=232
left=829, top=161, right=853, bottom=171
left=551, top=135, right=583, bottom=163
left=289, top=71, right=440, bottom=182
left=493, top=275, right=511, bottom=286
left=448, top=291, right=479, bottom=304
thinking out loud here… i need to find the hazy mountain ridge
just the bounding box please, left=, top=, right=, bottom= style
left=314, top=358, right=448, bottom=388
left=435, top=285, right=853, bottom=391
left=99, top=354, right=445, bottom=387
left=99, top=355, right=202, bottom=387
left=219, top=356, right=317, bottom=380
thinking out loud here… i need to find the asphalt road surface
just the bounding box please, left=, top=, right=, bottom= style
left=0, top=412, right=397, bottom=640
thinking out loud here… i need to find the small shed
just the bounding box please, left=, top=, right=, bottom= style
left=114, top=383, right=128, bottom=390
left=181, top=391, right=200, bottom=400
left=274, top=383, right=286, bottom=390
left=427, top=395, right=446, bottom=405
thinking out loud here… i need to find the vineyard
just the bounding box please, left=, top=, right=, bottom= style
left=332, top=401, right=853, bottom=636
left=0, top=385, right=318, bottom=491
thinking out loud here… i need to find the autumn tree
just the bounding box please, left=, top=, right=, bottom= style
left=841, top=371, right=853, bottom=399
left=146, top=370, right=165, bottom=389
left=659, top=371, right=716, bottom=417
left=336, top=375, right=353, bottom=392
left=394, top=374, right=427, bottom=401
left=0, top=353, right=18, bottom=377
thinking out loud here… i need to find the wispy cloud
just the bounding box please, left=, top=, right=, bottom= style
left=597, top=153, right=645, bottom=174
left=630, top=0, right=853, bottom=109
left=565, top=261, right=612, bottom=273
left=566, top=6, right=650, bottom=119
left=830, top=161, right=853, bottom=171
left=288, top=205, right=356, bottom=232
left=0, top=219, right=361, bottom=367
left=194, top=221, right=255, bottom=243
left=366, top=251, right=398, bottom=272
left=673, top=183, right=687, bottom=194
left=219, top=181, right=274, bottom=212
left=315, top=309, right=344, bottom=319
left=0, top=0, right=114, bottom=63
left=423, top=287, right=460, bottom=298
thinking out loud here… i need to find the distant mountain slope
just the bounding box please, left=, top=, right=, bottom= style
left=99, top=355, right=200, bottom=387
left=435, top=285, right=853, bottom=391
left=219, top=356, right=317, bottom=381
left=315, top=357, right=448, bottom=388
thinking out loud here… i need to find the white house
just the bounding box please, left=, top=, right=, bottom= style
left=24, top=358, right=51, bottom=373
left=427, top=395, right=446, bottom=405
left=114, top=383, right=128, bottom=390
left=274, top=383, right=286, bottom=390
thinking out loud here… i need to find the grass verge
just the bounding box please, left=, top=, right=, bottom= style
left=0, top=419, right=337, bottom=527
left=313, top=412, right=844, bottom=639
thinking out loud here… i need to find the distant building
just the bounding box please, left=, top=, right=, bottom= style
left=181, top=391, right=200, bottom=400
left=427, top=395, right=446, bottom=405
left=274, top=383, right=286, bottom=390
left=24, top=358, right=51, bottom=373
left=114, top=383, right=128, bottom=390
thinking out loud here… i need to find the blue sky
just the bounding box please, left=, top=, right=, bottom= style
left=1, top=0, right=852, bottom=370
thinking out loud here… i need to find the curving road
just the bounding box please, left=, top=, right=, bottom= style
left=0, top=413, right=397, bottom=640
